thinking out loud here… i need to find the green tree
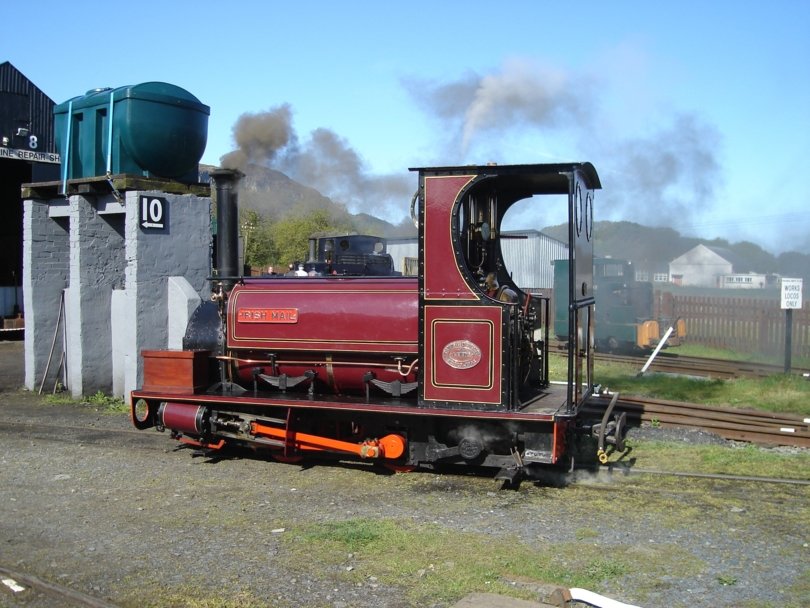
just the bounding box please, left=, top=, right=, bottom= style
left=728, top=240, right=777, bottom=273
left=777, top=251, right=810, bottom=282
left=240, top=209, right=277, bottom=270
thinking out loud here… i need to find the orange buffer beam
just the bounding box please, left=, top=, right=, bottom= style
left=250, top=421, right=406, bottom=460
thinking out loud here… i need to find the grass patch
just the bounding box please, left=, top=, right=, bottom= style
left=283, top=518, right=699, bottom=605
left=43, top=390, right=128, bottom=414
left=302, top=519, right=386, bottom=552
left=574, top=527, right=599, bottom=540
left=787, top=568, right=810, bottom=608
left=550, top=353, right=810, bottom=416
left=599, top=364, right=810, bottom=416
left=117, top=582, right=273, bottom=608
left=125, top=591, right=268, bottom=608
left=668, top=343, right=810, bottom=369
left=619, top=438, right=810, bottom=480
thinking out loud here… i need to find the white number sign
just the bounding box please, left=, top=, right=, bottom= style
left=140, top=196, right=167, bottom=230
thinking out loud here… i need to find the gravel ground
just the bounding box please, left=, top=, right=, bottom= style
left=0, top=340, right=808, bottom=608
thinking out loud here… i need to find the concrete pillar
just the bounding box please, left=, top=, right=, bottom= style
left=117, top=190, right=211, bottom=400
left=66, top=193, right=126, bottom=397
left=23, top=197, right=69, bottom=392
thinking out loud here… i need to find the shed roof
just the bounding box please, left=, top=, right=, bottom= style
left=0, top=61, right=57, bottom=154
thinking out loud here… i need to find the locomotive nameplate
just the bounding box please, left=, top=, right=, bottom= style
left=442, top=340, right=482, bottom=370
left=237, top=308, right=299, bottom=324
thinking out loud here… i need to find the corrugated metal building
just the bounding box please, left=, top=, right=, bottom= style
left=0, top=61, right=61, bottom=320
left=386, top=237, right=419, bottom=276
left=501, top=229, right=568, bottom=290
left=387, top=230, right=567, bottom=290
left=0, top=62, right=58, bottom=158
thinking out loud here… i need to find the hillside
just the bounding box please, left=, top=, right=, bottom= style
left=204, top=164, right=809, bottom=282
left=543, top=220, right=810, bottom=282
left=202, top=163, right=416, bottom=238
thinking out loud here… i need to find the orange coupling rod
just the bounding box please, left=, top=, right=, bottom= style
left=250, top=421, right=406, bottom=460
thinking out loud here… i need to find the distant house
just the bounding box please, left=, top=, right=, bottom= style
left=669, top=244, right=734, bottom=287
left=667, top=245, right=775, bottom=289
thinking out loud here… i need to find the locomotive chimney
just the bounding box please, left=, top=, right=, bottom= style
left=210, top=168, right=243, bottom=288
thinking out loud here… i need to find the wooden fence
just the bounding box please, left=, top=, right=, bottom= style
left=655, top=291, right=810, bottom=357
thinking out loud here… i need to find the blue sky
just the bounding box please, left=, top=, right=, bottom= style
left=4, top=1, right=809, bottom=253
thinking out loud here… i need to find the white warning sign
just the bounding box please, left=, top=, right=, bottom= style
left=780, top=278, right=803, bottom=310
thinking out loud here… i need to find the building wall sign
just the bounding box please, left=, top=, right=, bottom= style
left=0, top=146, right=60, bottom=164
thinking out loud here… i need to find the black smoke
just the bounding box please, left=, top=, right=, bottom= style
left=220, top=105, right=413, bottom=224
left=220, top=104, right=295, bottom=171
left=405, top=59, right=721, bottom=228
left=408, top=60, right=594, bottom=155
left=608, top=113, right=721, bottom=225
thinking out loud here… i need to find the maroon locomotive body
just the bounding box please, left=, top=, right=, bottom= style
left=131, top=163, right=622, bottom=482
left=227, top=277, right=418, bottom=393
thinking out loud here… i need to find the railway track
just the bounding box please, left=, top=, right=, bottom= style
left=0, top=566, right=119, bottom=608
left=586, top=394, right=810, bottom=448
left=550, top=341, right=810, bottom=378
left=599, top=351, right=810, bottom=379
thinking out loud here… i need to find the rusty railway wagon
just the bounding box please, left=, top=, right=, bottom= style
left=131, top=163, right=623, bottom=482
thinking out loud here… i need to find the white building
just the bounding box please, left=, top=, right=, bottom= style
left=669, top=244, right=734, bottom=287
left=720, top=273, right=770, bottom=289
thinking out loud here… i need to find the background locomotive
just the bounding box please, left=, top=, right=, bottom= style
left=553, top=257, right=686, bottom=353
left=296, top=233, right=397, bottom=276
left=131, top=162, right=622, bottom=482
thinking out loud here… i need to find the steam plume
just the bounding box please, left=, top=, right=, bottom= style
left=221, top=105, right=412, bottom=223
left=607, top=113, right=721, bottom=225
left=409, top=59, right=592, bottom=155
left=406, top=59, right=721, bottom=228
left=220, top=104, right=294, bottom=171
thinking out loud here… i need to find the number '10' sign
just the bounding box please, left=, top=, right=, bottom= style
left=139, top=196, right=168, bottom=230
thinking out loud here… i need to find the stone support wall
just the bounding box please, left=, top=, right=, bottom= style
left=66, top=194, right=125, bottom=396
left=23, top=198, right=69, bottom=392
left=24, top=187, right=211, bottom=400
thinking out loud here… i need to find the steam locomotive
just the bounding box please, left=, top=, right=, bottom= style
left=131, top=163, right=623, bottom=482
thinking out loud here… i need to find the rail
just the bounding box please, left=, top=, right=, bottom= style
left=599, top=352, right=810, bottom=379
left=550, top=342, right=810, bottom=379
left=585, top=395, right=810, bottom=448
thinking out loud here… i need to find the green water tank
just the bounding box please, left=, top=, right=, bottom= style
left=54, top=82, right=209, bottom=184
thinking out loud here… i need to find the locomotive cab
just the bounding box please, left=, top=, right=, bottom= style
left=416, top=164, right=598, bottom=416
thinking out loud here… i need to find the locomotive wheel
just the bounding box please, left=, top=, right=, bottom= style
left=613, top=411, right=627, bottom=452
left=131, top=398, right=155, bottom=430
